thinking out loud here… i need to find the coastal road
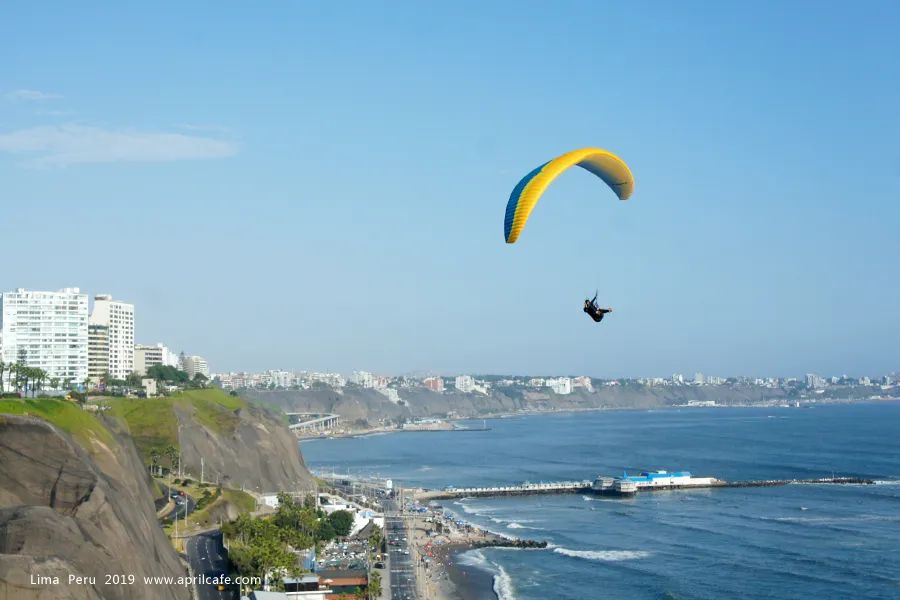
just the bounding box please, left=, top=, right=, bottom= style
left=163, top=492, right=196, bottom=524
left=185, top=531, right=236, bottom=600
left=384, top=499, right=418, bottom=600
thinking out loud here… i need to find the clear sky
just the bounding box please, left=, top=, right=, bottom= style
left=2, top=2, right=898, bottom=378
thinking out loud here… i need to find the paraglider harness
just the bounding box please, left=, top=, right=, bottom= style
left=584, top=292, right=611, bottom=323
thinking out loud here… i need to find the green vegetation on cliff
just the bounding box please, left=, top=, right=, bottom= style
left=107, top=388, right=249, bottom=463
left=178, top=388, right=246, bottom=434
left=107, top=397, right=178, bottom=462
left=0, top=398, right=114, bottom=448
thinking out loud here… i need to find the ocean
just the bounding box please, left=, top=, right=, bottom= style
left=302, top=402, right=900, bottom=599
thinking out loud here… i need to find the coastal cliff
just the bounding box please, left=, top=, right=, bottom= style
left=107, top=389, right=316, bottom=494
left=242, top=384, right=787, bottom=426
left=0, top=411, right=190, bottom=600
left=173, top=393, right=316, bottom=493
left=0, top=389, right=317, bottom=599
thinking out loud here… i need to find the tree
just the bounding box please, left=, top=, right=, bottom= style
left=0, top=360, right=6, bottom=394
left=147, top=364, right=190, bottom=384
left=12, top=362, right=23, bottom=394
left=367, top=571, right=382, bottom=600
left=326, top=510, right=355, bottom=538
left=50, top=377, right=60, bottom=391
left=164, top=445, right=180, bottom=471
left=31, top=367, right=49, bottom=397
left=368, top=524, right=383, bottom=553
left=126, top=372, right=143, bottom=387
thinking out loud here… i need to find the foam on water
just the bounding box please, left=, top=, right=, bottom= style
left=459, top=550, right=517, bottom=599
left=553, top=547, right=651, bottom=562
left=493, top=563, right=516, bottom=600
left=458, top=548, right=488, bottom=568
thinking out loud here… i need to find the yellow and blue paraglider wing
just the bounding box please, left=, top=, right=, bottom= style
left=503, top=147, right=634, bottom=244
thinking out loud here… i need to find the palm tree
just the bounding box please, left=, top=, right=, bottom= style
left=34, top=368, right=48, bottom=396
left=0, top=360, right=6, bottom=394
left=24, top=367, right=38, bottom=397
left=367, top=570, right=383, bottom=599
left=12, top=363, right=21, bottom=394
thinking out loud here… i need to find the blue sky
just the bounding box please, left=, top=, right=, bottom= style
left=2, top=2, right=898, bottom=378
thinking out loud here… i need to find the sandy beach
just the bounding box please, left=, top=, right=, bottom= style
left=403, top=502, right=546, bottom=600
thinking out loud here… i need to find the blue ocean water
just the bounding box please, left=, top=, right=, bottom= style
left=302, top=403, right=900, bottom=599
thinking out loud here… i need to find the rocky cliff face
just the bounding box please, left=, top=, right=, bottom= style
left=0, top=415, right=190, bottom=600
left=243, top=384, right=788, bottom=425
left=174, top=402, right=316, bottom=494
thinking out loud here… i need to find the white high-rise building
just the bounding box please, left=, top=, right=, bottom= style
left=454, top=375, right=475, bottom=393
left=134, top=343, right=179, bottom=375
left=805, top=373, right=826, bottom=389
left=182, top=355, right=209, bottom=379
left=1, top=288, right=89, bottom=386
left=351, top=371, right=375, bottom=388
left=548, top=377, right=572, bottom=395
left=89, top=295, right=134, bottom=380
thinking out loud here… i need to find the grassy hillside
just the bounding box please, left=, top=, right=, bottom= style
left=107, top=388, right=249, bottom=464
left=107, top=396, right=179, bottom=463
left=0, top=398, right=114, bottom=449
left=176, top=388, right=246, bottom=435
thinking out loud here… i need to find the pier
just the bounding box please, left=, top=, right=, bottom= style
left=415, top=476, right=875, bottom=501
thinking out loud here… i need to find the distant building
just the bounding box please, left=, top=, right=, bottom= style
left=134, top=343, right=179, bottom=375
left=672, top=373, right=684, bottom=385
left=308, top=371, right=345, bottom=388
left=88, top=324, right=110, bottom=383
left=547, top=377, right=572, bottom=395
left=351, top=371, right=374, bottom=388
left=89, top=294, right=134, bottom=380
left=182, top=355, right=209, bottom=379
left=314, top=569, right=368, bottom=600
left=454, top=375, right=475, bottom=393
left=141, top=378, right=158, bottom=396
left=805, top=373, right=826, bottom=389
left=284, top=574, right=331, bottom=599
left=528, top=378, right=545, bottom=388
left=423, top=376, right=444, bottom=392
left=572, top=376, right=593, bottom=392
left=693, top=372, right=705, bottom=385
left=1, top=288, right=89, bottom=386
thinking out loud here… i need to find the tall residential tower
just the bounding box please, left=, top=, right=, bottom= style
left=89, top=294, right=134, bottom=380
left=0, top=288, right=89, bottom=386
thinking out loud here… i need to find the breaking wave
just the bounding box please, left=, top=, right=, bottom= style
left=493, top=563, right=516, bottom=600
left=553, top=547, right=651, bottom=562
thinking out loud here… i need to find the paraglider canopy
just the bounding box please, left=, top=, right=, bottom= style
left=504, top=147, right=634, bottom=244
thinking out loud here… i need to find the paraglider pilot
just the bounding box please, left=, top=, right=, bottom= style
left=584, top=293, right=612, bottom=323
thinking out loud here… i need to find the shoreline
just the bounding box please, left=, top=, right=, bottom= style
left=297, top=398, right=900, bottom=442
left=405, top=501, right=546, bottom=600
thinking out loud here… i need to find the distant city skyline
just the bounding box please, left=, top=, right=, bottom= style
left=2, top=3, right=898, bottom=377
